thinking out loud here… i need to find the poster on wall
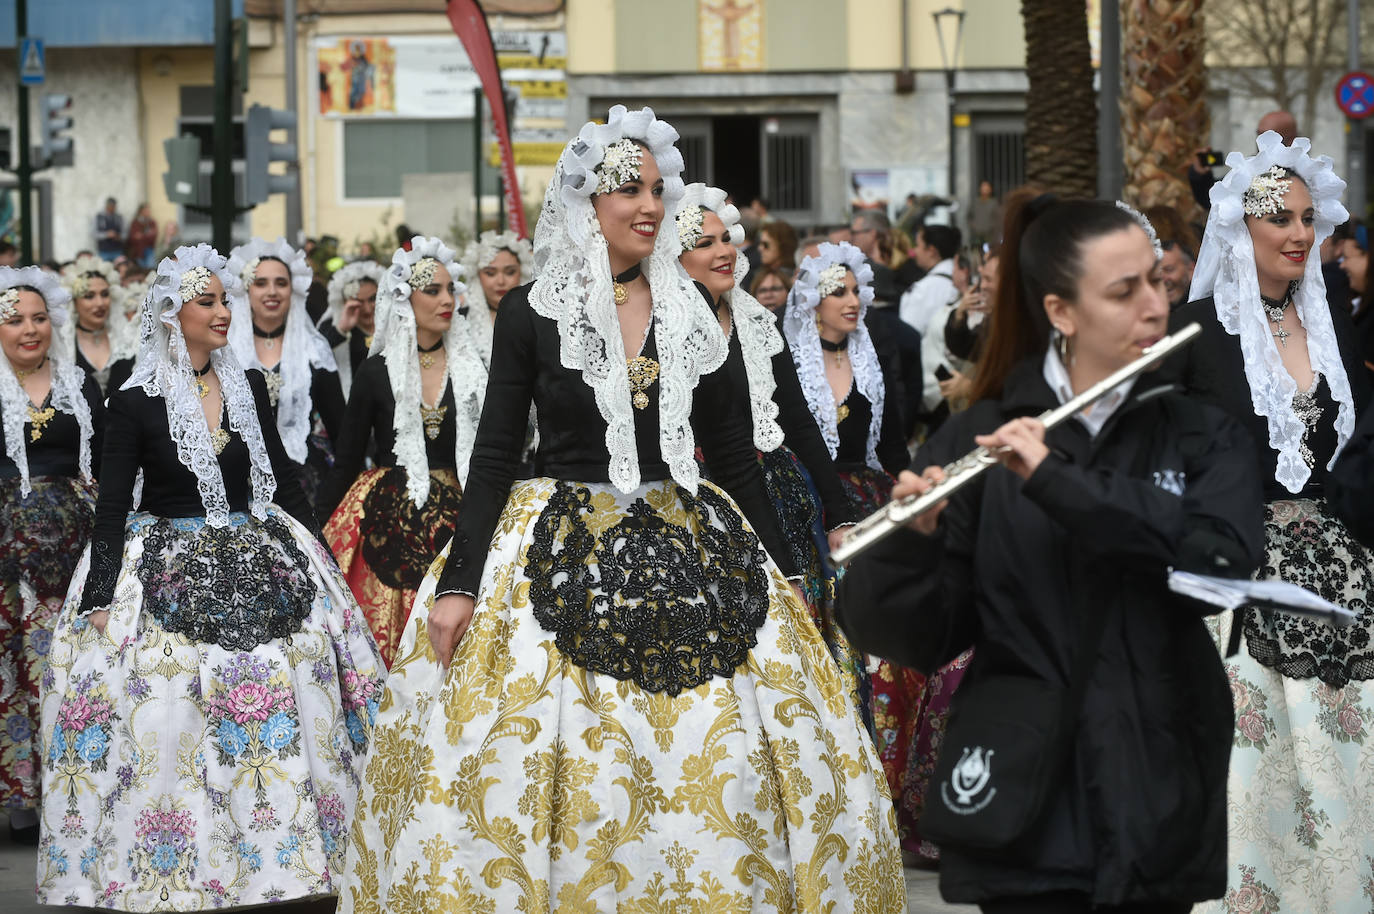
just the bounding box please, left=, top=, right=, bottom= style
left=316, top=36, right=481, bottom=118
left=491, top=29, right=568, bottom=165
left=849, top=169, right=890, bottom=214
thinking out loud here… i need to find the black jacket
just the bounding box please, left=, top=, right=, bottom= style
left=837, top=357, right=1265, bottom=906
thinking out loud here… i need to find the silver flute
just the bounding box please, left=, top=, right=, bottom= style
left=828, top=321, right=1203, bottom=567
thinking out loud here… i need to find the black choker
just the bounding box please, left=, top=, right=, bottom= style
left=1259, top=280, right=1299, bottom=313
left=252, top=323, right=286, bottom=339
left=819, top=336, right=849, bottom=352
left=76, top=322, right=106, bottom=336
left=418, top=339, right=444, bottom=353
left=194, top=361, right=214, bottom=377
left=612, top=263, right=642, bottom=306
left=614, top=264, right=642, bottom=284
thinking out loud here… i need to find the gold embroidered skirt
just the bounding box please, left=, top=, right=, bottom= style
left=338, top=476, right=905, bottom=913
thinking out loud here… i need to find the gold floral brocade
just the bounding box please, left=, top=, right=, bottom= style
left=338, top=477, right=905, bottom=913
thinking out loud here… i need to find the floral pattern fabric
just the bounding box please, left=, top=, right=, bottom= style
left=0, top=475, right=95, bottom=810
left=38, top=508, right=384, bottom=911
left=1196, top=499, right=1374, bottom=914
left=338, top=477, right=906, bottom=913
left=325, top=466, right=461, bottom=666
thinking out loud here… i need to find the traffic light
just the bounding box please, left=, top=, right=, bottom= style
left=163, top=135, right=203, bottom=205
left=0, top=127, right=10, bottom=171
left=244, top=104, right=296, bottom=205
left=41, top=93, right=72, bottom=167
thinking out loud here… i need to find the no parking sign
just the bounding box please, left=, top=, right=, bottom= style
left=1336, top=71, right=1374, bottom=119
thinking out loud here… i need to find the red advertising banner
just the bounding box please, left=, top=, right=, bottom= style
left=447, top=0, right=529, bottom=238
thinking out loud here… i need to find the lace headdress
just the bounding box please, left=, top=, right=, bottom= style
left=677, top=182, right=784, bottom=452
left=0, top=266, right=93, bottom=496
left=123, top=244, right=276, bottom=526
left=530, top=104, right=726, bottom=494
left=324, top=259, right=385, bottom=328
left=783, top=241, right=884, bottom=470
left=372, top=235, right=484, bottom=505
left=55, top=253, right=137, bottom=365
left=460, top=230, right=533, bottom=365
left=1189, top=130, right=1353, bottom=492
left=225, top=237, right=337, bottom=464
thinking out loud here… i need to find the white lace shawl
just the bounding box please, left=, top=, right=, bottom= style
left=372, top=235, right=484, bottom=505
left=530, top=105, right=726, bottom=494
left=1189, top=131, right=1354, bottom=493
left=225, top=238, right=337, bottom=465
left=677, top=183, right=784, bottom=452
left=461, top=231, right=533, bottom=366
left=123, top=244, right=276, bottom=526
left=783, top=241, right=884, bottom=470
left=55, top=254, right=137, bottom=366
left=0, top=267, right=92, bottom=495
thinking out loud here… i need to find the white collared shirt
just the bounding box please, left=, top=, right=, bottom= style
left=1041, top=347, right=1136, bottom=439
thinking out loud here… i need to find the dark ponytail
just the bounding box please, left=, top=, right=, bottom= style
left=969, top=191, right=1138, bottom=402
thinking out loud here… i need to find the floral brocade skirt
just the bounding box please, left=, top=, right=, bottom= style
left=38, top=508, right=384, bottom=911
left=0, top=475, right=96, bottom=810
left=1198, top=498, right=1374, bottom=914
left=338, top=477, right=905, bottom=913
left=325, top=467, right=461, bottom=667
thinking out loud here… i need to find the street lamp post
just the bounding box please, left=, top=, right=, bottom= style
left=932, top=7, right=966, bottom=204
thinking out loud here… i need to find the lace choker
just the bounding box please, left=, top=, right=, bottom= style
left=1261, top=280, right=1300, bottom=348
left=613, top=263, right=642, bottom=307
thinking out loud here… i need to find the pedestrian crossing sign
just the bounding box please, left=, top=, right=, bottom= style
left=19, top=38, right=45, bottom=86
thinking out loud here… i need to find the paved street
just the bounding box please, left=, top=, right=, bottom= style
left=1, top=815, right=973, bottom=912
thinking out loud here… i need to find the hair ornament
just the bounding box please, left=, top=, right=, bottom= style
left=179, top=266, right=214, bottom=303
left=816, top=263, right=848, bottom=297
left=1243, top=165, right=1294, bottom=218
left=0, top=288, right=18, bottom=322
left=595, top=138, right=644, bottom=194
left=1114, top=200, right=1163, bottom=259
left=677, top=205, right=707, bottom=252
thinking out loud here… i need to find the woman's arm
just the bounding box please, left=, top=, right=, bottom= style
left=81, top=375, right=105, bottom=480
left=310, top=366, right=348, bottom=445
left=770, top=343, right=855, bottom=528
left=249, top=370, right=319, bottom=534
left=314, top=361, right=378, bottom=520
left=79, top=389, right=142, bottom=613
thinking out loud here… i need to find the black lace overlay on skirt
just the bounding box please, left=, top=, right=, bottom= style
left=526, top=481, right=771, bottom=695
left=1243, top=499, right=1374, bottom=687
left=359, top=468, right=461, bottom=590
left=0, top=476, right=96, bottom=598
left=137, top=514, right=318, bottom=651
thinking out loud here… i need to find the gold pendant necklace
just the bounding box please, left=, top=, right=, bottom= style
left=627, top=356, right=660, bottom=410
left=420, top=403, right=448, bottom=440
left=263, top=370, right=283, bottom=406
left=27, top=405, right=56, bottom=442
left=14, top=357, right=46, bottom=382
left=613, top=264, right=642, bottom=307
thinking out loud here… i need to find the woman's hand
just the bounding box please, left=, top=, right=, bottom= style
left=428, top=593, right=476, bottom=667
left=937, top=368, right=970, bottom=402
left=88, top=610, right=109, bottom=634
left=893, top=466, right=949, bottom=536
left=975, top=417, right=1049, bottom=481
left=826, top=526, right=851, bottom=555
left=335, top=298, right=361, bottom=333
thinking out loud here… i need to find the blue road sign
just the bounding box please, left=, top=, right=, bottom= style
left=19, top=38, right=45, bottom=86
left=1335, top=71, right=1374, bottom=120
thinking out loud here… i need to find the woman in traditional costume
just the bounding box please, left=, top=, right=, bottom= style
left=337, top=106, right=905, bottom=913
left=321, top=259, right=384, bottom=399
left=37, top=244, right=382, bottom=910
left=57, top=254, right=136, bottom=396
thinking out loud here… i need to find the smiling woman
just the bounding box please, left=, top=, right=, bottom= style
left=1168, top=132, right=1374, bottom=913
left=36, top=245, right=383, bottom=910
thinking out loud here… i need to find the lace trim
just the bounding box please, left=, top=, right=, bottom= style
left=227, top=238, right=337, bottom=464
left=460, top=229, right=532, bottom=365
left=324, top=259, right=385, bottom=326
left=529, top=106, right=723, bottom=494
left=525, top=481, right=769, bottom=695
left=783, top=242, right=885, bottom=470
left=1190, top=132, right=1355, bottom=493
left=0, top=356, right=32, bottom=495
left=373, top=236, right=484, bottom=504
left=125, top=244, right=275, bottom=526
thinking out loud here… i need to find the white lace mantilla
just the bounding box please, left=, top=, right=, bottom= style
left=373, top=236, right=484, bottom=505
left=783, top=241, right=884, bottom=470
left=324, top=259, right=385, bottom=327
left=0, top=267, right=86, bottom=495
left=226, top=238, right=337, bottom=465
left=125, top=244, right=276, bottom=526
left=1190, top=131, right=1355, bottom=493
left=529, top=106, right=724, bottom=494
left=461, top=231, right=532, bottom=367
left=678, top=183, right=783, bottom=452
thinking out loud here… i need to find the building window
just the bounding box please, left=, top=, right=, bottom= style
left=973, top=123, right=1026, bottom=199
left=342, top=119, right=476, bottom=199
left=667, top=113, right=818, bottom=224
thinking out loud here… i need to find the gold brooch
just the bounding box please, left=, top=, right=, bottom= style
left=627, top=356, right=660, bottom=410
left=211, top=427, right=231, bottom=455
left=263, top=371, right=283, bottom=406
left=27, top=405, right=56, bottom=442
left=420, top=403, right=448, bottom=439
left=836, top=403, right=850, bottom=424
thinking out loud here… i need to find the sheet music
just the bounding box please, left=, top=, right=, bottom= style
left=1167, top=570, right=1357, bottom=627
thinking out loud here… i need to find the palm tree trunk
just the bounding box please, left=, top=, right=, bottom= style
left=1021, top=0, right=1098, bottom=198
left=1120, top=0, right=1210, bottom=220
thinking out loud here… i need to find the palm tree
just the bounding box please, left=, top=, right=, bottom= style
left=1120, top=0, right=1210, bottom=220
left=1021, top=0, right=1098, bottom=198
